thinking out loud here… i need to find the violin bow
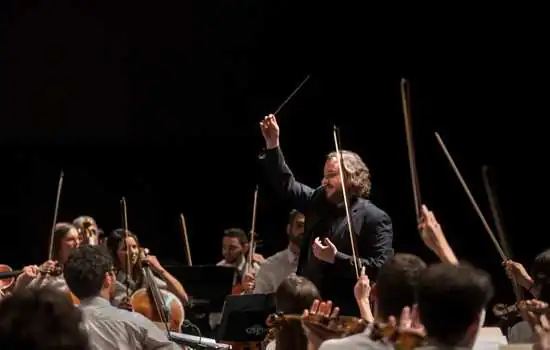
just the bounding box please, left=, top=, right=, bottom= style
left=120, top=197, right=131, bottom=297
left=333, top=126, right=361, bottom=280
left=179, top=214, right=193, bottom=266
left=48, top=171, right=64, bottom=260
left=246, top=185, right=259, bottom=276
left=481, top=166, right=523, bottom=302
left=434, top=132, right=508, bottom=262
left=400, top=79, right=422, bottom=220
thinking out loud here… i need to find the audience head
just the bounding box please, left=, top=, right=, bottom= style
left=0, top=287, right=89, bottom=350
left=64, top=245, right=116, bottom=301
left=416, top=262, right=494, bottom=347
left=371, top=253, right=427, bottom=320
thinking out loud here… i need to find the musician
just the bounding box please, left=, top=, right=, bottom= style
left=259, top=114, right=394, bottom=316
left=504, top=249, right=550, bottom=343
left=252, top=210, right=305, bottom=294
left=319, top=253, right=427, bottom=349
left=64, top=245, right=180, bottom=349
left=106, top=229, right=188, bottom=307
left=209, top=228, right=264, bottom=331
left=0, top=287, right=90, bottom=350
left=217, top=227, right=263, bottom=285
left=14, top=222, right=80, bottom=292
left=73, top=216, right=104, bottom=246
left=415, top=263, right=493, bottom=349
left=265, top=274, right=321, bottom=350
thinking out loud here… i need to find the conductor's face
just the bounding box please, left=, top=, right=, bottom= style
left=322, top=157, right=344, bottom=202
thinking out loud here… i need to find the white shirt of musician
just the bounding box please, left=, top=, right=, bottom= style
left=253, top=247, right=299, bottom=294
left=508, top=320, right=533, bottom=343
left=79, top=296, right=179, bottom=350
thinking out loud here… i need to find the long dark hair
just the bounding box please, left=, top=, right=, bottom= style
left=106, top=229, right=143, bottom=287
left=51, top=223, right=77, bottom=262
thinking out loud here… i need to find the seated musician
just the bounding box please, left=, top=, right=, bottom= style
left=14, top=222, right=80, bottom=293
left=252, top=210, right=304, bottom=294
left=318, top=253, right=427, bottom=349
left=64, top=245, right=180, bottom=349
left=73, top=216, right=104, bottom=246
left=414, top=263, right=494, bottom=350
left=504, top=248, right=550, bottom=343
left=265, top=274, right=320, bottom=350
left=209, top=228, right=264, bottom=331
left=106, top=229, right=188, bottom=307
left=0, top=287, right=90, bottom=350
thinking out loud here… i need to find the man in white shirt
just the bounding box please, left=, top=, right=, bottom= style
left=64, top=245, right=179, bottom=350
left=253, top=210, right=305, bottom=294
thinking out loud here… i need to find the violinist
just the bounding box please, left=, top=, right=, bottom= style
left=64, top=245, right=180, bottom=349
left=105, top=229, right=188, bottom=307
left=265, top=274, right=321, bottom=350
left=319, top=253, right=427, bottom=349
left=259, top=114, right=394, bottom=316
left=504, top=249, right=550, bottom=343
left=209, top=228, right=264, bottom=331
left=412, top=263, right=493, bottom=350
left=14, top=222, right=80, bottom=293
left=216, top=228, right=263, bottom=288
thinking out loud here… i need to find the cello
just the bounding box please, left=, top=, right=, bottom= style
left=119, top=198, right=185, bottom=331
left=130, top=248, right=185, bottom=332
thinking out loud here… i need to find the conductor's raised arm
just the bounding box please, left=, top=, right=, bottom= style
left=259, top=114, right=315, bottom=211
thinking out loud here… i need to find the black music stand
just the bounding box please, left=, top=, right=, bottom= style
left=166, top=265, right=235, bottom=313
left=216, top=293, right=276, bottom=343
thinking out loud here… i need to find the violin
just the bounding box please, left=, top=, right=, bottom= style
left=368, top=322, right=426, bottom=349
left=264, top=312, right=368, bottom=348
left=493, top=301, right=550, bottom=318
left=0, top=264, right=18, bottom=291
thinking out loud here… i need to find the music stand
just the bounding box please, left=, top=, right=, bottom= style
left=166, top=265, right=235, bottom=313
left=216, top=293, right=276, bottom=343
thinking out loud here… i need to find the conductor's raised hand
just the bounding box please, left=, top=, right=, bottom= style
left=259, top=114, right=280, bottom=149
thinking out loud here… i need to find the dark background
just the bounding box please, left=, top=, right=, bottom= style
left=0, top=2, right=547, bottom=320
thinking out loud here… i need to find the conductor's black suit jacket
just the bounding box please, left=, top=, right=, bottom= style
left=260, top=147, right=394, bottom=316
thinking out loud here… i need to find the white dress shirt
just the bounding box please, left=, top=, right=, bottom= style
left=253, top=247, right=299, bottom=294
left=79, top=296, right=179, bottom=350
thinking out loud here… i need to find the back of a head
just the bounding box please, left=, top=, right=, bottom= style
left=416, top=262, right=494, bottom=346
left=275, top=274, right=320, bottom=314
left=531, top=249, right=550, bottom=302
left=274, top=274, right=319, bottom=350
left=64, top=245, right=114, bottom=300
left=0, top=287, right=89, bottom=350
left=375, top=253, right=427, bottom=319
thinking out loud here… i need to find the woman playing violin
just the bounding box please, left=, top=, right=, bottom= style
left=105, top=229, right=188, bottom=307
left=14, top=222, right=80, bottom=293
